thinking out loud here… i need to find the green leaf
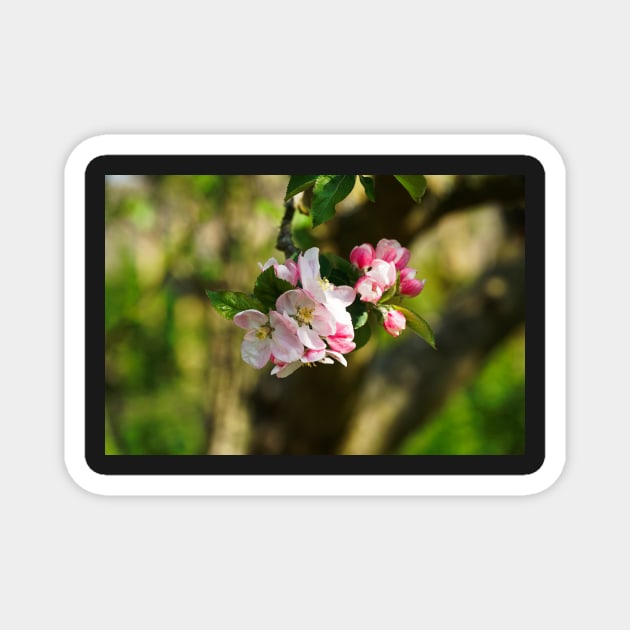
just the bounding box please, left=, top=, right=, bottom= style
left=322, top=252, right=361, bottom=283
left=253, top=266, right=295, bottom=310
left=311, top=175, right=356, bottom=227
left=285, top=175, right=319, bottom=200
left=206, top=290, right=265, bottom=320
left=328, top=268, right=351, bottom=287
left=359, top=175, right=376, bottom=202
left=348, top=298, right=368, bottom=329
left=352, top=320, right=372, bottom=350
left=394, top=175, right=427, bottom=202
left=380, top=283, right=397, bottom=304
left=392, top=305, right=436, bottom=349
left=318, top=254, right=333, bottom=279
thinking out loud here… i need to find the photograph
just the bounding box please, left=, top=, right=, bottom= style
left=104, top=171, right=527, bottom=457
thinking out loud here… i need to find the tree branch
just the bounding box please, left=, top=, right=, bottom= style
left=276, top=197, right=298, bottom=259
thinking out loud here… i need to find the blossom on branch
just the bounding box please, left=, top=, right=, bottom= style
left=233, top=309, right=303, bottom=369
left=383, top=309, right=406, bottom=337
left=209, top=236, right=432, bottom=378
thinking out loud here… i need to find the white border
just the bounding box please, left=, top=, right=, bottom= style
left=64, top=134, right=565, bottom=496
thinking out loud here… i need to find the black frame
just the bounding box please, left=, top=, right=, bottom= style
left=91, top=155, right=545, bottom=475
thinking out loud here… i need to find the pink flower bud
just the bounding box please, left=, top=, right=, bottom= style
left=274, top=259, right=299, bottom=285
left=259, top=257, right=300, bottom=286
left=355, top=275, right=384, bottom=303
left=349, top=243, right=375, bottom=269
left=399, top=268, right=426, bottom=297
left=375, top=238, right=411, bottom=270
left=367, top=259, right=397, bottom=290
left=383, top=309, right=406, bottom=337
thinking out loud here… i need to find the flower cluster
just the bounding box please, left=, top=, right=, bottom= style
left=234, top=247, right=356, bottom=378
left=351, top=238, right=426, bottom=337
left=208, top=237, right=433, bottom=378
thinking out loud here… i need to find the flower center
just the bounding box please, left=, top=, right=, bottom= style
left=295, top=306, right=315, bottom=326
left=318, top=277, right=332, bottom=291
left=255, top=324, right=272, bottom=340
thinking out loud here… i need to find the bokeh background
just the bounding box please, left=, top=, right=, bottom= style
left=105, top=174, right=525, bottom=455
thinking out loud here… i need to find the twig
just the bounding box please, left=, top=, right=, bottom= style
left=276, top=198, right=298, bottom=259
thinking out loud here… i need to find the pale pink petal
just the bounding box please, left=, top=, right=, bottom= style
left=241, top=333, right=271, bottom=368
left=328, top=285, right=356, bottom=307
left=298, top=247, right=321, bottom=294
left=233, top=309, right=268, bottom=330
left=271, top=361, right=303, bottom=378
left=275, top=259, right=299, bottom=285
left=355, top=276, right=383, bottom=303
left=324, top=350, right=347, bottom=367
left=311, top=304, right=337, bottom=336
left=269, top=311, right=303, bottom=362
left=275, top=289, right=303, bottom=316
left=367, top=260, right=397, bottom=290
left=258, top=257, right=279, bottom=272
left=296, top=325, right=326, bottom=350
left=269, top=309, right=299, bottom=333
left=302, top=348, right=326, bottom=363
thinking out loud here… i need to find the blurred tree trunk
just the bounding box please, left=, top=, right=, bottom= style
left=340, top=254, right=525, bottom=454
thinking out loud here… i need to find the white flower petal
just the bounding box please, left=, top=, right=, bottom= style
left=274, top=361, right=304, bottom=378
left=275, top=290, right=302, bottom=315
left=297, top=325, right=326, bottom=350
left=241, top=335, right=271, bottom=369
left=270, top=316, right=304, bottom=362
left=233, top=309, right=268, bottom=330
left=325, top=350, right=347, bottom=367
left=329, top=285, right=356, bottom=307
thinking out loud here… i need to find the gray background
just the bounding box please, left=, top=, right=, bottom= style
left=2, top=1, right=626, bottom=627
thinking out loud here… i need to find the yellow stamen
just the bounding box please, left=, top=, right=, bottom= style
left=318, top=277, right=332, bottom=291
left=255, top=325, right=272, bottom=340
left=295, top=306, right=315, bottom=326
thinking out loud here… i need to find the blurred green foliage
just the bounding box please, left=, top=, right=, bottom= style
left=398, top=329, right=525, bottom=454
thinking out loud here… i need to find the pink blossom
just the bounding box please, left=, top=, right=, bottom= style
left=349, top=243, right=375, bottom=270
left=326, top=320, right=356, bottom=354
left=375, top=238, right=411, bottom=270
left=233, top=309, right=303, bottom=369
left=383, top=309, right=406, bottom=337
left=366, top=259, right=397, bottom=290
left=258, top=257, right=299, bottom=286
left=298, top=247, right=356, bottom=324
left=270, top=348, right=348, bottom=378
left=355, top=275, right=384, bottom=303
left=275, top=289, right=335, bottom=349
left=399, top=268, right=426, bottom=297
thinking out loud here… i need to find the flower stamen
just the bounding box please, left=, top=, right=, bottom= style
left=295, top=306, right=315, bottom=326
left=255, top=324, right=272, bottom=340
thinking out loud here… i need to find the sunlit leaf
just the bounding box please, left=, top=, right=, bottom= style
left=392, top=305, right=436, bottom=348
left=253, top=266, right=295, bottom=310
left=311, top=175, right=356, bottom=227
left=285, top=175, right=319, bottom=200
left=348, top=298, right=368, bottom=329
left=359, top=175, right=376, bottom=202
left=394, top=175, right=427, bottom=202
left=206, top=290, right=265, bottom=320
